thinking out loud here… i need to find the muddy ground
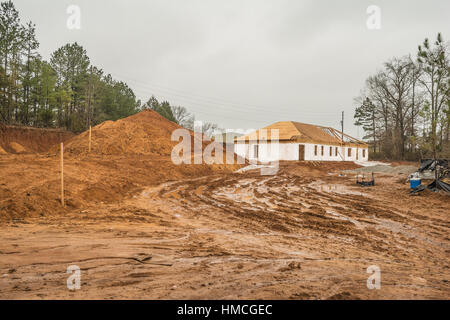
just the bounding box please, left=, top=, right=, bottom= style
left=0, top=157, right=449, bottom=299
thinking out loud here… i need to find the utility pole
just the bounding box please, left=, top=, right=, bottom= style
left=341, top=111, right=345, bottom=160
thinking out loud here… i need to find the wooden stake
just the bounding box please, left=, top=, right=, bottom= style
left=61, top=143, right=65, bottom=207
left=88, top=126, right=92, bottom=153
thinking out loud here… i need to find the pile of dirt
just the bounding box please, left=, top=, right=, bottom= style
left=58, top=110, right=242, bottom=166
left=0, top=111, right=244, bottom=222
left=0, top=125, right=74, bottom=154
left=60, top=111, right=181, bottom=156
left=0, top=145, right=7, bottom=155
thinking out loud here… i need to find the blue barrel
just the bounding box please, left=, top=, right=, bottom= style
left=410, top=178, right=421, bottom=189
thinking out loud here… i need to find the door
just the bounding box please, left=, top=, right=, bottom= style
left=298, top=144, right=305, bottom=161
left=253, top=145, right=259, bottom=159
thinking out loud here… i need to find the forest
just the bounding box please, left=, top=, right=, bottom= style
left=354, top=33, right=449, bottom=160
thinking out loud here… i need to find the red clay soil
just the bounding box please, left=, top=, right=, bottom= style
left=56, top=110, right=233, bottom=159
left=0, top=110, right=242, bottom=222
left=0, top=124, right=74, bottom=154
left=52, top=110, right=243, bottom=167
left=0, top=161, right=448, bottom=299
left=58, top=110, right=182, bottom=156
left=1, top=116, right=448, bottom=299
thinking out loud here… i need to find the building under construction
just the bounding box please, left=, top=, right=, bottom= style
left=234, top=121, right=369, bottom=162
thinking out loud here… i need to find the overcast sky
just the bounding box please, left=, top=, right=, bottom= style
left=12, top=0, right=450, bottom=138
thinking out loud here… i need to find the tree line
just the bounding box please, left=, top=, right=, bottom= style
left=354, top=33, right=449, bottom=160
left=0, top=1, right=219, bottom=134
left=0, top=1, right=143, bottom=132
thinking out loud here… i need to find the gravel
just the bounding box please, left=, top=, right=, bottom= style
left=343, top=165, right=418, bottom=175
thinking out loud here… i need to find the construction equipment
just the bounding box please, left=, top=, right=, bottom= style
left=410, top=159, right=449, bottom=194
left=417, top=159, right=449, bottom=179
left=356, top=172, right=375, bottom=187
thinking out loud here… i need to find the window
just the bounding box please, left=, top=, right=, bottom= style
left=363, top=149, right=366, bottom=158
left=348, top=148, right=352, bottom=157
left=321, top=146, right=324, bottom=156
left=254, top=145, right=259, bottom=159
left=329, top=146, right=332, bottom=156
left=314, top=145, right=318, bottom=156
left=335, top=147, right=338, bottom=157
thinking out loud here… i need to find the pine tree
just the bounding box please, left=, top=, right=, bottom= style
left=417, top=33, right=449, bottom=160
left=354, top=97, right=378, bottom=152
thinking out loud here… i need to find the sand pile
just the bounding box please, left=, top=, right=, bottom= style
left=59, top=110, right=243, bottom=166
left=62, top=110, right=183, bottom=156
left=0, top=145, right=7, bottom=155
left=0, top=111, right=245, bottom=222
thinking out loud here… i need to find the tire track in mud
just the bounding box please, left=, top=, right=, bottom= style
left=150, top=174, right=392, bottom=246
left=137, top=169, right=449, bottom=271
left=2, top=164, right=449, bottom=299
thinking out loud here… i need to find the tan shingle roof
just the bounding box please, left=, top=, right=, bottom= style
left=235, top=121, right=368, bottom=147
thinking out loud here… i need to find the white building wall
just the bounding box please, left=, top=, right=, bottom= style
left=304, top=144, right=346, bottom=161
left=235, top=143, right=369, bottom=162
left=235, top=143, right=249, bottom=160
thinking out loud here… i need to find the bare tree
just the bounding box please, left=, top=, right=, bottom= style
left=375, top=57, right=416, bottom=159
left=407, top=56, right=423, bottom=152
left=355, top=34, right=449, bottom=161
left=171, top=106, right=192, bottom=127
left=366, top=72, right=393, bottom=155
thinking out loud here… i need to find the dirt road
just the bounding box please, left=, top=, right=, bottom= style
left=1, top=161, right=448, bottom=299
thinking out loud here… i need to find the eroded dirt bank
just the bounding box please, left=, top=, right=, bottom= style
left=0, top=125, right=74, bottom=154
left=0, top=161, right=448, bottom=299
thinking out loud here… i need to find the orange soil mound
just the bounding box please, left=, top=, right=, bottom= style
left=62, top=110, right=182, bottom=156
left=60, top=110, right=243, bottom=166
left=0, top=112, right=246, bottom=222
left=0, top=145, right=7, bottom=154
left=0, top=111, right=245, bottom=222
left=0, top=125, right=74, bottom=154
